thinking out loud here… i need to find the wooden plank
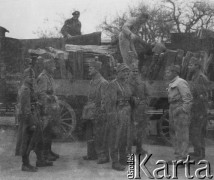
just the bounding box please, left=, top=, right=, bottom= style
left=65, top=44, right=114, bottom=54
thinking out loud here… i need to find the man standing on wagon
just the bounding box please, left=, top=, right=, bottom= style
left=82, top=57, right=109, bottom=164
left=61, top=11, right=81, bottom=38
left=165, top=65, right=192, bottom=164
left=119, top=13, right=149, bottom=68
left=188, top=57, right=210, bottom=161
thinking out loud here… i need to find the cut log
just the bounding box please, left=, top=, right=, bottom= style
left=65, top=44, right=114, bottom=55
left=65, top=32, right=101, bottom=45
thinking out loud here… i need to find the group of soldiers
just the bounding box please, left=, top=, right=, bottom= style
left=165, top=57, right=209, bottom=166
left=82, top=60, right=149, bottom=171
left=15, top=57, right=60, bottom=172
left=15, top=10, right=210, bottom=173
left=117, top=11, right=210, bottom=167
left=81, top=56, right=210, bottom=172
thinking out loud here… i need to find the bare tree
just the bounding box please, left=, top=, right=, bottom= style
left=33, top=12, right=70, bottom=38
left=162, top=0, right=214, bottom=33
left=98, top=2, right=175, bottom=42
left=99, top=0, right=214, bottom=42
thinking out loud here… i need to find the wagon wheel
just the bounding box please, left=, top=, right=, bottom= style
left=58, top=100, right=76, bottom=139
left=159, top=111, right=172, bottom=145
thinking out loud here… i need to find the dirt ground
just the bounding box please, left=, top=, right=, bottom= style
left=0, top=127, right=214, bottom=180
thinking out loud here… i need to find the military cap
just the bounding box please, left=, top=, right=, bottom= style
left=166, top=65, right=180, bottom=74
left=89, top=59, right=102, bottom=70
left=116, top=63, right=130, bottom=73
left=37, top=56, right=43, bottom=61
left=72, top=11, right=80, bottom=16
left=130, top=62, right=138, bottom=70
left=189, top=57, right=201, bottom=66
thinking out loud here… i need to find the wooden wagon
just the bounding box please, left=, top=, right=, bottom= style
left=1, top=30, right=214, bottom=143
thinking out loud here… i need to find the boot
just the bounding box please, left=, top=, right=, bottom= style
left=193, top=148, right=205, bottom=162
left=36, top=160, right=53, bottom=167
left=112, top=162, right=126, bottom=171
left=189, top=148, right=200, bottom=157
left=50, top=150, right=59, bottom=159
left=47, top=140, right=59, bottom=159
left=136, top=147, right=148, bottom=156
left=119, top=159, right=127, bottom=166
left=22, top=164, right=38, bottom=172
left=83, top=140, right=97, bottom=160
left=97, top=155, right=109, bottom=164
left=44, top=150, right=57, bottom=161
left=47, top=153, right=57, bottom=161
left=201, top=148, right=205, bottom=159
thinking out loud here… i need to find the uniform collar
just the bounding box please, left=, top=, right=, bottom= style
left=169, top=76, right=180, bottom=88
left=170, top=76, right=179, bottom=84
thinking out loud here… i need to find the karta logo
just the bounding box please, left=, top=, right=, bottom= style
left=127, top=154, right=213, bottom=179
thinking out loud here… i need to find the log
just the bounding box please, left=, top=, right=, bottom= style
left=65, top=32, right=101, bottom=45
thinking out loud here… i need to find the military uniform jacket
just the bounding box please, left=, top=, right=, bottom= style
left=106, top=79, right=132, bottom=113
left=15, top=84, right=37, bottom=156
left=18, top=84, right=36, bottom=126
left=37, top=70, right=56, bottom=109
left=168, top=76, right=193, bottom=113
left=129, top=74, right=148, bottom=105
left=61, top=18, right=81, bottom=37
left=23, top=67, right=38, bottom=98
left=82, top=73, right=108, bottom=120
left=190, top=70, right=209, bottom=102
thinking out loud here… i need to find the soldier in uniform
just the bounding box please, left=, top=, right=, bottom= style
left=61, top=11, right=81, bottom=38
left=119, top=13, right=149, bottom=67
left=16, top=58, right=53, bottom=169
left=105, top=63, right=132, bottom=171
left=165, top=65, right=192, bottom=163
left=37, top=59, right=60, bottom=162
left=188, top=57, right=210, bottom=161
left=129, top=63, right=149, bottom=155
left=15, top=70, right=39, bottom=172
left=82, top=58, right=109, bottom=164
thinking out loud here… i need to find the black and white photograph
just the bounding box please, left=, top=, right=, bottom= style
left=0, top=0, right=214, bottom=179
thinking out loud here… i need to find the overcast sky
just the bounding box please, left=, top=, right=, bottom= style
left=0, top=0, right=148, bottom=39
